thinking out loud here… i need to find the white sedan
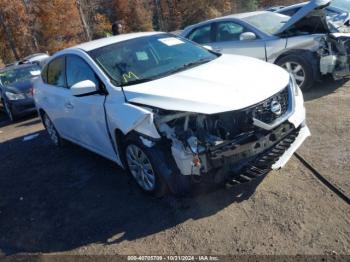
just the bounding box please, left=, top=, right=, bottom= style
left=34, top=32, right=310, bottom=196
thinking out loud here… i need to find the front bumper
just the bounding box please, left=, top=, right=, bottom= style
left=201, top=86, right=308, bottom=185
left=272, top=125, right=310, bottom=170
left=8, top=98, right=36, bottom=116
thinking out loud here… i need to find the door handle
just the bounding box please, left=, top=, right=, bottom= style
left=65, top=102, right=74, bottom=109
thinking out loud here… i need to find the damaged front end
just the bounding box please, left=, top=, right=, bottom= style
left=319, top=33, right=350, bottom=79
left=151, top=82, right=310, bottom=187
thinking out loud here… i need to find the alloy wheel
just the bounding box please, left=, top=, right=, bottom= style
left=126, top=144, right=156, bottom=192
left=282, top=61, right=306, bottom=87
left=44, top=115, right=59, bottom=145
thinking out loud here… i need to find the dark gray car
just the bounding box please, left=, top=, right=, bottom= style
left=0, top=64, right=40, bottom=121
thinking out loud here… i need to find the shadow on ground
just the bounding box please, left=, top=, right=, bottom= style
left=303, top=78, right=348, bottom=102
left=0, top=131, right=265, bottom=255
left=0, top=105, right=38, bottom=128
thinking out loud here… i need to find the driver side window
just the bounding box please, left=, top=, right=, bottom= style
left=216, top=21, right=247, bottom=42
left=66, top=55, right=99, bottom=88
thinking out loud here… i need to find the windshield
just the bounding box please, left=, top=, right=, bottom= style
left=89, top=34, right=218, bottom=86
left=0, top=65, right=40, bottom=86
left=331, top=0, right=350, bottom=12
left=243, top=12, right=290, bottom=35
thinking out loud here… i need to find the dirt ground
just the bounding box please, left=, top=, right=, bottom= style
left=0, top=80, right=349, bottom=256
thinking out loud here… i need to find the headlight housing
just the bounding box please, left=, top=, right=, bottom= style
left=5, top=91, right=26, bottom=101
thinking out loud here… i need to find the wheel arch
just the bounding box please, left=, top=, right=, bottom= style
left=38, top=108, right=47, bottom=125
left=274, top=49, right=321, bottom=81
left=114, top=128, right=127, bottom=166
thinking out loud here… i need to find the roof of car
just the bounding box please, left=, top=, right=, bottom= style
left=183, top=11, right=273, bottom=31
left=71, top=32, right=163, bottom=52
left=223, top=11, right=270, bottom=19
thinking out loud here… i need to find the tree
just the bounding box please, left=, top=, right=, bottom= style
left=76, top=0, right=92, bottom=41
left=238, top=0, right=258, bottom=12
left=31, top=0, right=85, bottom=53
left=111, top=0, right=153, bottom=33
left=93, top=13, right=112, bottom=38
left=21, top=0, right=40, bottom=51
left=0, top=0, right=36, bottom=60
left=0, top=10, right=19, bottom=60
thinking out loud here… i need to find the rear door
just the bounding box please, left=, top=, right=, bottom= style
left=42, top=56, right=71, bottom=137
left=211, top=21, right=266, bottom=60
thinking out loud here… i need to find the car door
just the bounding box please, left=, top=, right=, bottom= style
left=65, top=54, right=115, bottom=158
left=211, top=20, right=267, bottom=61
left=42, top=56, right=71, bottom=137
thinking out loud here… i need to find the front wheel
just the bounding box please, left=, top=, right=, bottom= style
left=124, top=137, right=168, bottom=197
left=276, top=54, right=314, bottom=91
left=3, top=99, right=16, bottom=122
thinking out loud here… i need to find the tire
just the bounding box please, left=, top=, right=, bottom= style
left=3, top=99, right=16, bottom=122
left=276, top=54, right=314, bottom=91
left=124, top=136, right=168, bottom=197
left=43, top=113, right=63, bottom=146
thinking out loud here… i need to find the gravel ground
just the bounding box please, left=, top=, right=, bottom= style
left=300, top=79, right=350, bottom=197
left=0, top=82, right=349, bottom=256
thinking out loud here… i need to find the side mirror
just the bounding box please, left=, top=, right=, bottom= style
left=240, top=32, right=257, bottom=41
left=71, top=80, right=97, bottom=96
left=202, top=45, right=213, bottom=51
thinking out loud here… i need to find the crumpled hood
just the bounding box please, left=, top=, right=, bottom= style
left=123, top=54, right=290, bottom=114
left=275, top=0, right=332, bottom=35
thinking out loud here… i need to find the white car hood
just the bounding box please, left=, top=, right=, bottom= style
left=123, top=54, right=290, bottom=114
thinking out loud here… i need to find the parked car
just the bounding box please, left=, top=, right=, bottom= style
left=17, top=53, right=50, bottom=68
left=275, top=0, right=350, bottom=32
left=34, top=32, right=310, bottom=196
left=180, top=0, right=350, bottom=90
left=0, top=64, right=41, bottom=121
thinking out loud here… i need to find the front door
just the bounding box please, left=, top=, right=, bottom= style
left=64, top=55, right=115, bottom=158
left=211, top=21, right=267, bottom=61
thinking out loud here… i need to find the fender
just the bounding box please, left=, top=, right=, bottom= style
left=274, top=49, right=321, bottom=81
left=105, top=100, right=160, bottom=139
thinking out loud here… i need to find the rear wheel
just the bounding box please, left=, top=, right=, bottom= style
left=43, top=113, right=62, bottom=146
left=277, top=54, right=314, bottom=91
left=124, top=137, right=168, bottom=197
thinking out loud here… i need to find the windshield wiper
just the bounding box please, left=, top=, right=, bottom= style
left=122, top=78, right=155, bottom=87
left=178, top=58, right=212, bottom=71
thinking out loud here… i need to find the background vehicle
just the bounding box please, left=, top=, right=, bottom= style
left=35, top=32, right=309, bottom=196
left=16, top=53, right=50, bottom=69
left=180, top=0, right=350, bottom=91
left=0, top=64, right=40, bottom=121
left=275, top=0, right=350, bottom=32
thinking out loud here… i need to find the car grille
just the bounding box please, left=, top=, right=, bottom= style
left=207, top=86, right=290, bottom=139
left=250, top=86, right=289, bottom=124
